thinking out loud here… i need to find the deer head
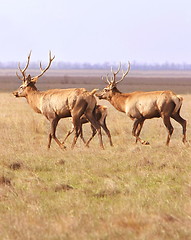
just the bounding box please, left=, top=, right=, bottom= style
left=96, top=62, right=130, bottom=100
left=13, top=51, right=55, bottom=97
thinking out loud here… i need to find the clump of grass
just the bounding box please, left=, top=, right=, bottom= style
left=54, top=184, right=73, bottom=192
left=0, top=176, right=11, bottom=186
left=9, top=162, right=22, bottom=170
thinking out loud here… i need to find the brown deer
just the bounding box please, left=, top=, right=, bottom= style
left=96, top=62, right=187, bottom=146
left=13, top=51, right=104, bottom=149
left=62, top=105, right=113, bottom=147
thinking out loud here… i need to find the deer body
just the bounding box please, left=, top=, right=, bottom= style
left=25, top=87, right=86, bottom=116
left=62, top=105, right=113, bottom=146
left=109, top=90, right=182, bottom=119
left=13, top=52, right=104, bottom=149
left=96, top=62, right=187, bottom=145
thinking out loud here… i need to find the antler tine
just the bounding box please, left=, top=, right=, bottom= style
left=101, top=76, right=105, bottom=82
left=16, top=50, right=32, bottom=81
left=102, top=74, right=111, bottom=84
left=40, top=51, right=55, bottom=71
left=16, top=71, right=23, bottom=81
left=39, top=62, right=43, bottom=71
left=106, top=73, right=111, bottom=84
left=115, top=61, right=131, bottom=84
left=22, top=50, right=32, bottom=73
left=17, top=62, right=25, bottom=80
left=31, top=51, right=55, bottom=81
left=111, top=62, right=121, bottom=82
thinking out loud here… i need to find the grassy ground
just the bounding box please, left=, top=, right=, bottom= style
left=0, top=92, right=191, bottom=240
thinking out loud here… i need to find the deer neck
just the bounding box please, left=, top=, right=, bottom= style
left=25, top=86, right=43, bottom=114
left=109, top=88, right=128, bottom=113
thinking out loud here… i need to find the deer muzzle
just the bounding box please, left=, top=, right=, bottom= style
left=12, top=91, right=19, bottom=97
left=95, top=91, right=104, bottom=99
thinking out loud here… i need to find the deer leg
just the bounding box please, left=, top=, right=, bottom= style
left=71, top=102, right=88, bottom=149
left=62, top=122, right=86, bottom=145
left=135, top=119, right=149, bottom=145
left=76, top=116, right=89, bottom=145
left=48, top=133, right=52, bottom=149
left=85, top=111, right=104, bottom=149
left=132, top=119, right=139, bottom=142
left=100, top=119, right=113, bottom=146
left=85, top=125, right=97, bottom=147
left=71, top=118, right=81, bottom=149
left=171, top=112, right=187, bottom=144
left=132, top=118, right=148, bottom=145
left=62, top=125, right=75, bottom=145
left=49, top=118, right=64, bottom=149
left=79, top=123, right=87, bottom=144
left=162, top=115, right=174, bottom=146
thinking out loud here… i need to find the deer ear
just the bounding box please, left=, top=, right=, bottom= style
left=25, top=74, right=32, bottom=84
left=31, top=76, right=38, bottom=83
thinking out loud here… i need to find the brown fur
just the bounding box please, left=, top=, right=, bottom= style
left=13, top=52, right=104, bottom=149
left=62, top=105, right=113, bottom=147
left=96, top=63, right=187, bottom=146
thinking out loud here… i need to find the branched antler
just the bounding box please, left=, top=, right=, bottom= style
left=31, top=51, right=55, bottom=81
left=16, top=51, right=32, bottom=81
left=111, top=62, right=121, bottom=82
left=115, top=61, right=131, bottom=84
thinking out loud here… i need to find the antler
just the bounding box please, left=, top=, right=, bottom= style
left=31, top=51, right=55, bottom=81
left=115, top=61, right=130, bottom=84
left=111, top=62, right=121, bottom=82
left=101, top=74, right=111, bottom=84
left=16, top=51, right=32, bottom=81
left=101, top=62, right=130, bottom=86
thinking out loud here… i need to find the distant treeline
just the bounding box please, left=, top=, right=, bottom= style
left=1, top=61, right=191, bottom=70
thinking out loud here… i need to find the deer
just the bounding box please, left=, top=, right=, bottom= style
left=62, top=104, right=113, bottom=147
left=96, top=62, right=187, bottom=146
left=13, top=51, right=104, bottom=149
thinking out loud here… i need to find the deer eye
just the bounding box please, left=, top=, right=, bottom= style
left=104, top=88, right=110, bottom=92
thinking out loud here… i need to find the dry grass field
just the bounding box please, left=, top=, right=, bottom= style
left=1, top=70, right=191, bottom=239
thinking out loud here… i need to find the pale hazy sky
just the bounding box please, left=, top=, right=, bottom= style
left=0, top=0, right=191, bottom=64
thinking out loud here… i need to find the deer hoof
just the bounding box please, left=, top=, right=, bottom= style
left=60, top=144, right=67, bottom=150
left=142, top=141, right=150, bottom=145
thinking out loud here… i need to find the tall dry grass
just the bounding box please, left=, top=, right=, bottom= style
left=0, top=92, right=191, bottom=240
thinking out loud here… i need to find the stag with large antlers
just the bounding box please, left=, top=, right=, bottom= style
left=96, top=62, right=187, bottom=146
left=13, top=51, right=104, bottom=149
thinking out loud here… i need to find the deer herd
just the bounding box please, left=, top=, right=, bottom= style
left=13, top=52, right=187, bottom=149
